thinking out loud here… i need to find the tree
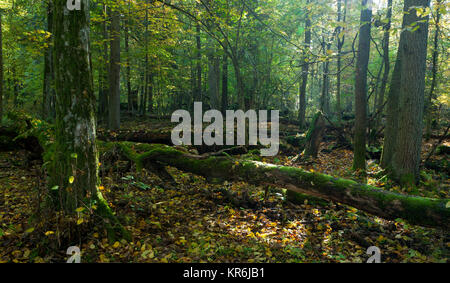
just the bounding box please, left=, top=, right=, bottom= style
left=424, top=0, right=441, bottom=140
left=51, top=0, right=127, bottom=240
left=353, top=0, right=372, bottom=171
left=43, top=0, right=55, bottom=121
left=108, top=6, right=121, bottom=130
left=391, top=0, right=430, bottom=185
left=51, top=0, right=102, bottom=212
left=374, top=0, right=392, bottom=131
left=298, top=0, right=312, bottom=129
left=0, top=8, right=3, bottom=124
left=335, top=0, right=347, bottom=122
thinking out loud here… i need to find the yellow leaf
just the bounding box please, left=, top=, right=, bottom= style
left=45, top=231, right=54, bottom=236
left=113, top=241, right=120, bottom=248
left=25, top=227, right=35, bottom=233
left=75, top=207, right=85, bottom=213
left=69, top=176, right=75, bottom=184
left=77, top=218, right=84, bottom=225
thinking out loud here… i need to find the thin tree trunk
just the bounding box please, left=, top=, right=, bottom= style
left=298, top=0, right=311, bottom=129
left=425, top=0, right=441, bottom=140
left=43, top=1, right=55, bottom=121
left=108, top=7, right=121, bottom=130
left=336, top=0, right=347, bottom=122
left=0, top=9, right=3, bottom=125
left=353, top=0, right=372, bottom=171
left=98, top=4, right=109, bottom=123
left=195, top=23, right=202, bottom=104
left=374, top=0, right=392, bottom=131
left=221, top=53, right=228, bottom=113
left=125, top=1, right=132, bottom=115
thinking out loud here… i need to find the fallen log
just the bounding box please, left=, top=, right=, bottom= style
left=97, top=128, right=173, bottom=145
left=106, top=142, right=449, bottom=230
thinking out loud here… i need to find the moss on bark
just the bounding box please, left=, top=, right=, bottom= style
left=107, top=142, right=449, bottom=230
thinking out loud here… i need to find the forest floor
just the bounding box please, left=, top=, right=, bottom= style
left=0, top=119, right=448, bottom=263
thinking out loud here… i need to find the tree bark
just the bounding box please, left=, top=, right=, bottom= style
left=353, top=0, right=372, bottom=171
left=302, top=111, right=325, bottom=158
left=50, top=0, right=129, bottom=241
left=298, top=0, right=311, bottom=129
left=43, top=1, right=55, bottom=121
left=424, top=0, right=441, bottom=140
left=374, top=0, right=392, bottom=131
left=195, top=23, right=202, bottom=105
left=125, top=0, right=133, bottom=115
left=391, top=0, right=430, bottom=185
left=52, top=0, right=100, bottom=212
left=108, top=7, right=121, bottom=130
left=111, top=142, right=449, bottom=229
left=98, top=4, right=109, bottom=123
left=0, top=9, right=3, bottom=125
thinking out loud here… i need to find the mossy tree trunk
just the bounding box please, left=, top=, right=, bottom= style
left=52, top=0, right=128, bottom=240
left=109, top=142, right=449, bottom=229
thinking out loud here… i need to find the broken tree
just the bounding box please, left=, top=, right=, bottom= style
left=107, top=142, right=449, bottom=230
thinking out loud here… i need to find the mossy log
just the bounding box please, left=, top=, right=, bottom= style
left=105, top=142, right=449, bottom=230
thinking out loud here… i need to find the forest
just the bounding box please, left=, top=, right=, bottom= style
left=0, top=0, right=448, bottom=264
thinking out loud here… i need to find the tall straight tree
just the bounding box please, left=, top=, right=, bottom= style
left=43, top=0, right=55, bottom=121
left=353, top=0, right=372, bottom=171
left=336, top=0, right=347, bottom=121
left=298, top=0, right=311, bottom=129
left=98, top=3, right=109, bottom=123
left=52, top=0, right=128, bottom=239
left=51, top=0, right=102, bottom=213
left=424, top=0, right=441, bottom=139
left=108, top=6, right=121, bottom=130
left=0, top=8, right=3, bottom=125
left=374, top=0, right=392, bottom=131
left=391, top=0, right=430, bottom=185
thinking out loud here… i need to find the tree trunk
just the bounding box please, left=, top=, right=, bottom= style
left=380, top=55, right=401, bottom=169
left=208, top=53, right=220, bottom=109
left=391, top=0, right=430, bottom=185
left=336, top=0, right=347, bottom=122
left=43, top=1, right=55, bottom=121
left=374, top=0, right=392, bottom=131
left=298, top=0, right=311, bottom=129
left=125, top=1, right=133, bottom=115
left=51, top=0, right=128, bottom=240
left=320, top=39, right=331, bottom=117
left=302, top=111, right=325, bottom=158
left=110, top=142, right=449, bottom=229
left=221, top=53, right=228, bottom=114
left=98, top=4, right=109, bottom=123
left=195, top=23, right=202, bottom=104
left=424, top=0, right=441, bottom=140
left=0, top=9, right=3, bottom=125
left=353, top=0, right=372, bottom=171
left=108, top=7, right=121, bottom=130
